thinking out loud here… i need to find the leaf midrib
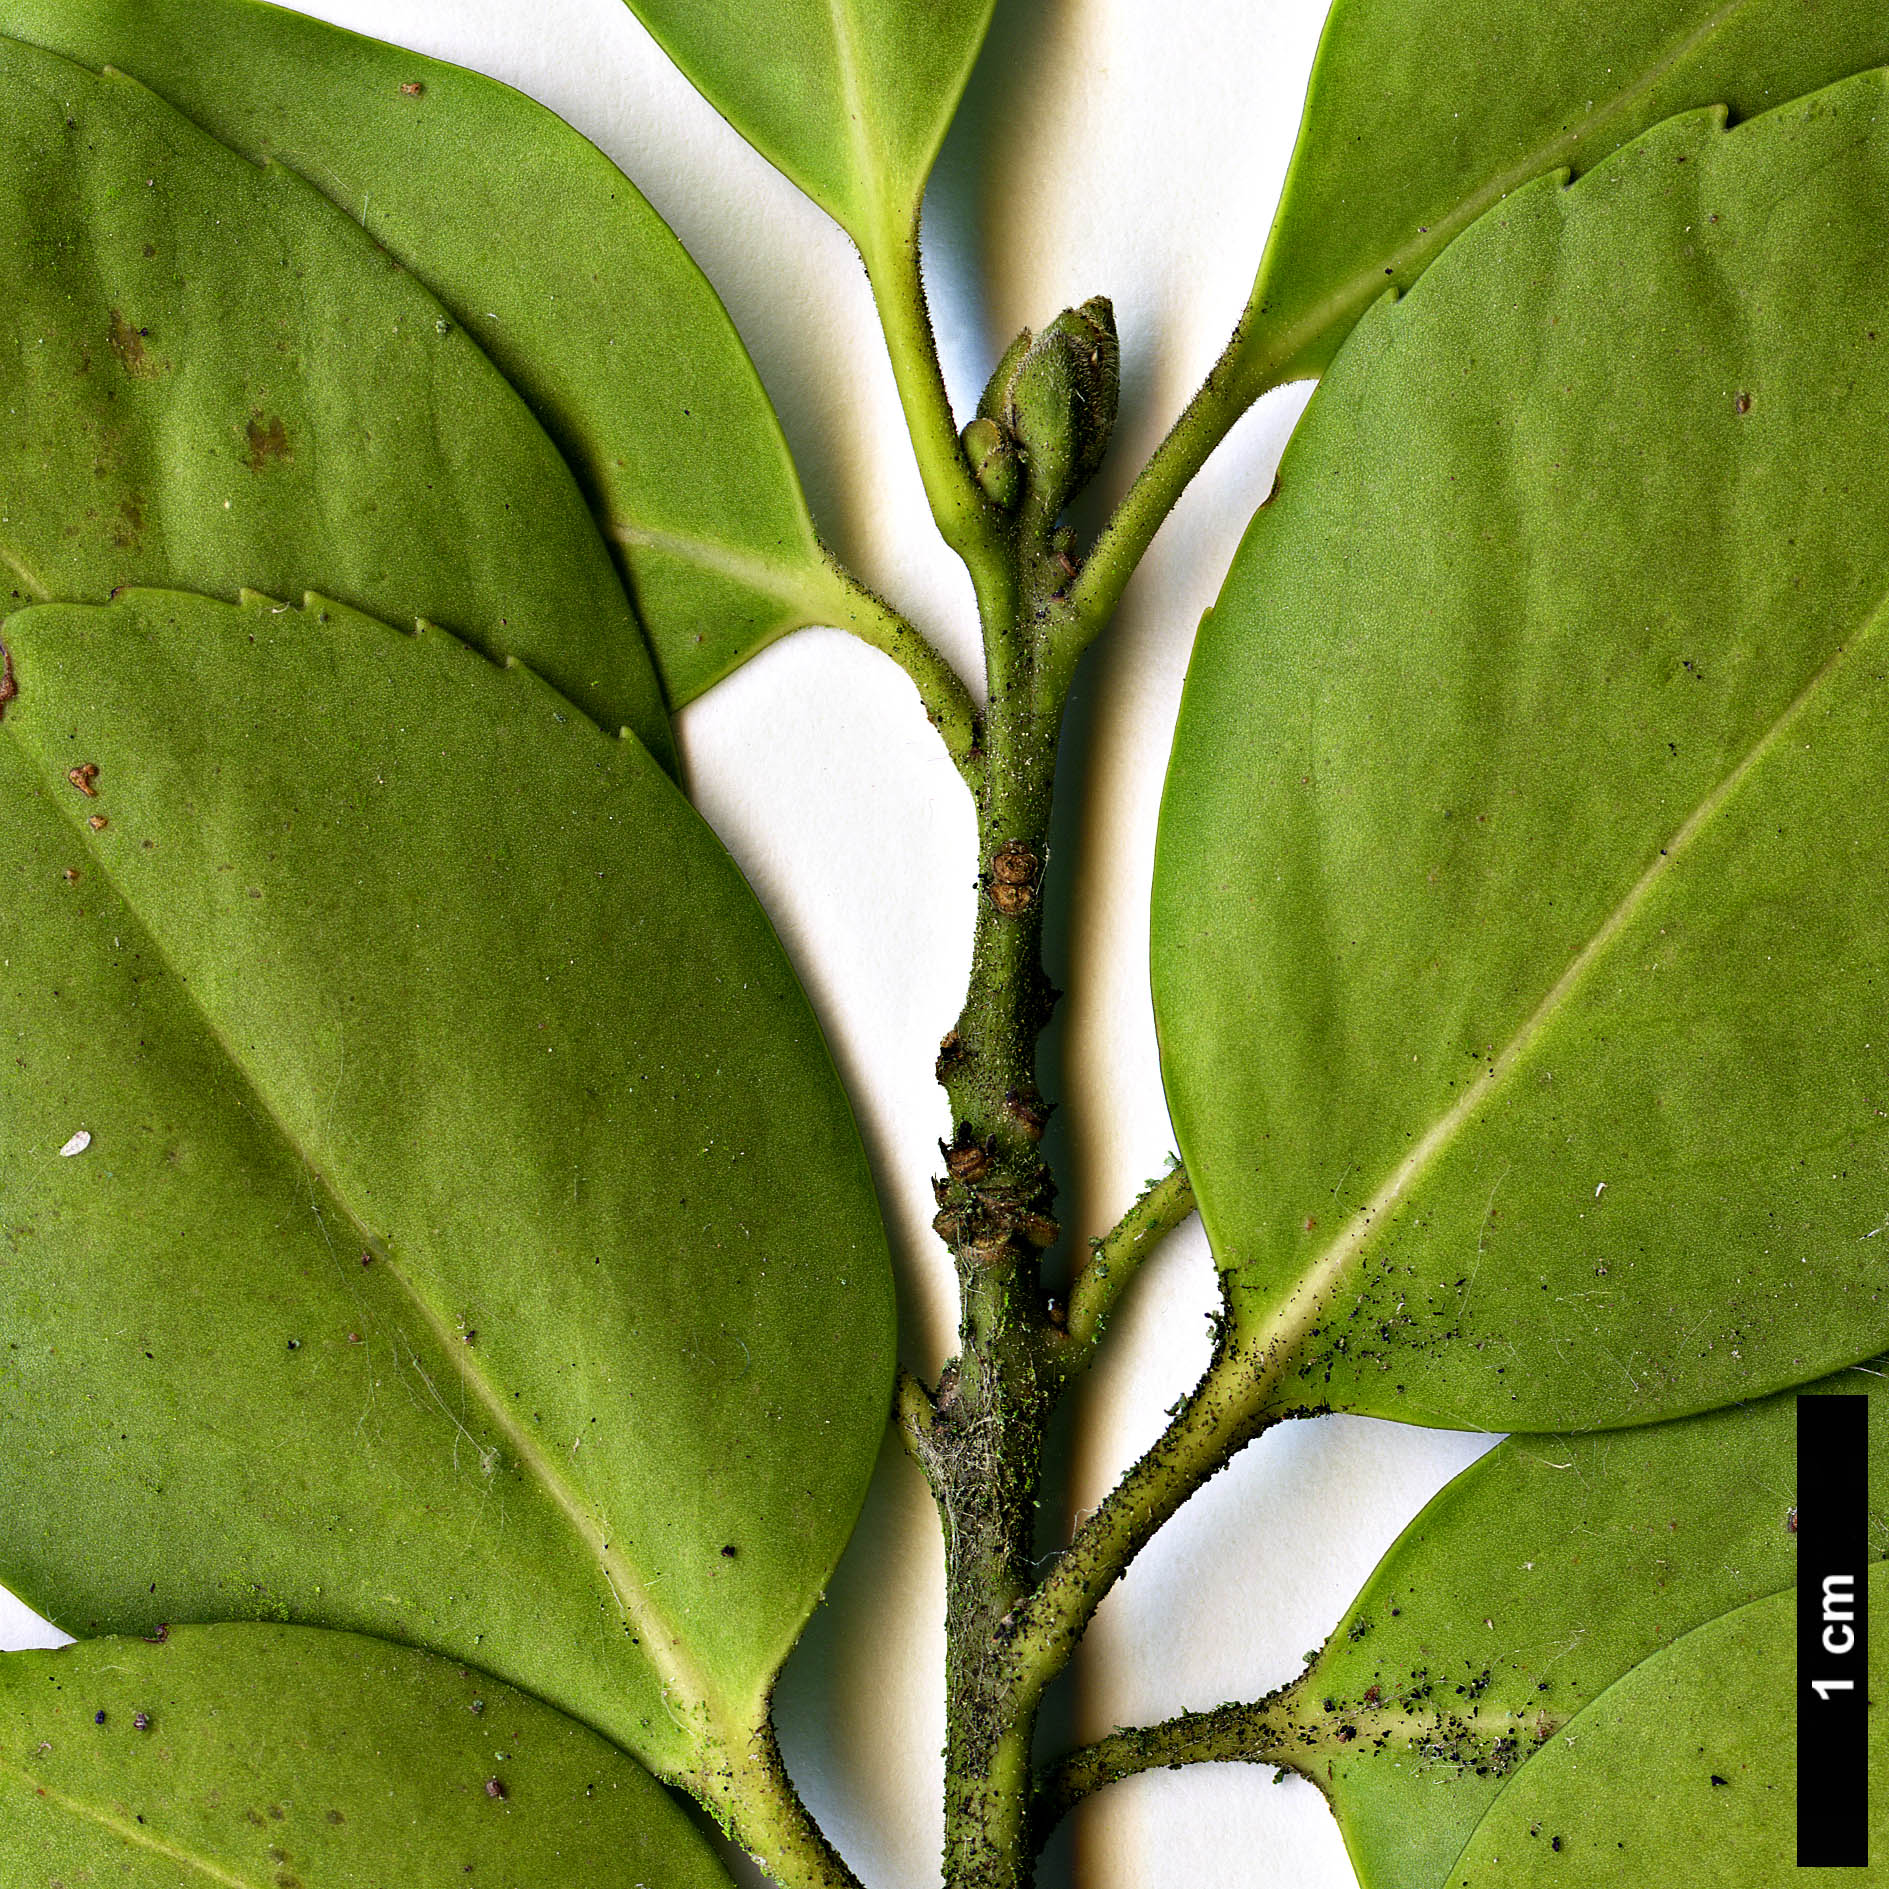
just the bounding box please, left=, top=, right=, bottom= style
left=0, top=1758, right=255, bottom=1887
left=1246, top=0, right=1760, bottom=389
left=824, top=0, right=887, bottom=236
left=1245, top=622, right=1866, bottom=1377
left=28, top=720, right=720, bottom=1751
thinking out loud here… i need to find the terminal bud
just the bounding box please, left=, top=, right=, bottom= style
left=977, top=296, right=1119, bottom=514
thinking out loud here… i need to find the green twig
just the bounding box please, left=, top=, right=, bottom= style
left=814, top=558, right=985, bottom=787
left=860, top=214, right=1015, bottom=630
left=694, top=1713, right=866, bottom=1889
left=1054, top=308, right=1306, bottom=670
left=1033, top=1689, right=1315, bottom=1845
left=1059, top=1160, right=1196, bottom=1370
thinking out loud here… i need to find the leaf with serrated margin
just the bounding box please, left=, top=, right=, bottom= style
left=619, top=0, right=995, bottom=259
left=0, top=32, right=671, bottom=769
left=1233, top=0, right=1889, bottom=394
left=1154, top=74, right=1889, bottom=1432
left=0, top=0, right=842, bottom=710
left=1305, top=1366, right=1886, bottom=1888
left=0, top=587, right=895, bottom=1791
left=0, top=1625, right=733, bottom=1888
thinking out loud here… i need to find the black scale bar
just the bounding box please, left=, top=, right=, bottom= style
left=1799, top=1393, right=1869, bottom=1868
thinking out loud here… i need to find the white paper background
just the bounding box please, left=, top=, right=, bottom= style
left=0, top=3, right=1502, bottom=1883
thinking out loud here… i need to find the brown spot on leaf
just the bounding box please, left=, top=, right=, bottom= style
left=68, top=763, right=100, bottom=797
left=244, top=415, right=291, bottom=471
left=1734, top=392, right=1752, bottom=416
left=108, top=311, right=163, bottom=379
left=400, top=80, right=426, bottom=96
left=87, top=814, right=108, bottom=832
left=0, top=640, right=15, bottom=720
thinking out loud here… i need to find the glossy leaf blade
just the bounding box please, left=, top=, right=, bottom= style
left=0, top=1626, right=732, bottom=1888
left=1154, top=76, right=1889, bottom=1431
left=1307, top=1367, right=1883, bottom=1889
left=621, top=0, right=996, bottom=250
left=0, top=33, right=670, bottom=768
left=1239, top=0, right=1889, bottom=389
left=0, top=588, right=896, bottom=1778
left=0, top=0, right=833, bottom=708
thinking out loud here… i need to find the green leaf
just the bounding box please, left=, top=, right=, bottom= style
left=620, top=0, right=996, bottom=256
left=0, top=1625, right=733, bottom=1888
left=1153, top=73, right=1889, bottom=1432
left=0, top=32, right=672, bottom=771
left=0, top=0, right=843, bottom=709
left=1306, top=1365, right=1885, bottom=1888
left=0, top=587, right=895, bottom=1792
left=1442, top=1582, right=1882, bottom=1884
left=1237, top=0, right=1889, bottom=391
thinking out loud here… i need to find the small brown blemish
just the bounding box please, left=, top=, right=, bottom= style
left=943, top=1136, right=991, bottom=1183
left=68, top=763, right=100, bottom=797
left=400, top=80, right=426, bottom=96
left=1003, top=1089, right=1050, bottom=1141
left=61, top=867, right=81, bottom=884
left=720, top=1544, right=738, bottom=1559
left=244, top=415, right=291, bottom=470
left=485, top=1778, right=506, bottom=1800
left=1734, top=392, right=1752, bottom=416
left=990, top=841, right=1037, bottom=885
left=935, top=1029, right=969, bottom=1082
left=0, top=640, right=15, bottom=719
left=987, top=841, right=1040, bottom=915
left=108, top=310, right=162, bottom=379
left=87, top=814, right=108, bottom=832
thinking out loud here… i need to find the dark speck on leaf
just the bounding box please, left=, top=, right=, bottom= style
left=485, top=1778, right=506, bottom=1799
left=133, top=1712, right=150, bottom=1731
left=1711, top=1774, right=1729, bottom=1787
left=93, top=1711, right=105, bottom=1725
left=286, top=1339, right=300, bottom=1352
left=721, top=1544, right=738, bottom=1559
left=244, top=415, right=291, bottom=471
left=1734, top=392, right=1752, bottom=415
left=1551, top=1836, right=1562, bottom=1852
left=400, top=80, right=425, bottom=96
